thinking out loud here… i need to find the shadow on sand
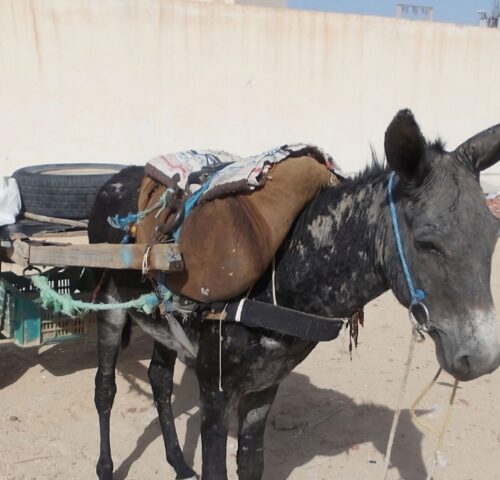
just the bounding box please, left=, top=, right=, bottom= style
left=1, top=331, right=427, bottom=479
left=112, top=343, right=427, bottom=480
left=0, top=330, right=152, bottom=389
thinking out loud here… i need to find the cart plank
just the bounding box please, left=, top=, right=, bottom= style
left=13, top=241, right=183, bottom=271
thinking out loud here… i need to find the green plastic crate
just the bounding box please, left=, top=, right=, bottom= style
left=0, top=268, right=97, bottom=347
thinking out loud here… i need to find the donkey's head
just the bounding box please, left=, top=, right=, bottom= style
left=384, top=109, right=500, bottom=381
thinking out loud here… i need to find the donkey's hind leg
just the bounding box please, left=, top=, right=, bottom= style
left=236, top=385, right=279, bottom=480
left=94, top=279, right=128, bottom=480
left=148, top=341, right=196, bottom=479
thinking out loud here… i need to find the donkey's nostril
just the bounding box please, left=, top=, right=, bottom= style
left=453, top=354, right=471, bottom=375
left=450, top=349, right=500, bottom=380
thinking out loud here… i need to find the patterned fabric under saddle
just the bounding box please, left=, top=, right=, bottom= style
left=136, top=145, right=344, bottom=303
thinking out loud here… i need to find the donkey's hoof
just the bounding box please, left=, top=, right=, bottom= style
left=96, top=459, right=113, bottom=480
left=174, top=463, right=197, bottom=480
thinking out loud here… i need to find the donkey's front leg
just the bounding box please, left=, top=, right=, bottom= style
left=236, top=385, right=279, bottom=480
left=196, top=327, right=232, bottom=480
left=199, top=385, right=231, bottom=480
left=94, top=308, right=127, bottom=480
left=148, top=341, right=197, bottom=480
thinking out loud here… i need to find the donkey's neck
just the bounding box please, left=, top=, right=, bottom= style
left=275, top=170, right=391, bottom=317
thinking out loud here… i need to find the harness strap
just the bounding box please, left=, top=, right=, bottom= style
left=388, top=172, right=430, bottom=335
left=387, top=172, right=426, bottom=303
left=235, top=298, right=245, bottom=322
left=204, top=299, right=347, bottom=342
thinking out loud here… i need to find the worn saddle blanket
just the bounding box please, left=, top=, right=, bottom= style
left=137, top=145, right=344, bottom=302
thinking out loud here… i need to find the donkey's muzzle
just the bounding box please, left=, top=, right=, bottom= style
left=450, top=348, right=500, bottom=381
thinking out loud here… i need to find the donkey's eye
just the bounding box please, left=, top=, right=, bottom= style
left=415, top=240, right=444, bottom=256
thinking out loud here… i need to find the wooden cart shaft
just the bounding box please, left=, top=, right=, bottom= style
left=1, top=239, right=183, bottom=272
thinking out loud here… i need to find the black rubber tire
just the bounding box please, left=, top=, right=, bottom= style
left=13, top=163, right=129, bottom=220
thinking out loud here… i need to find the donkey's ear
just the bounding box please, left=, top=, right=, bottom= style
left=384, top=109, right=428, bottom=184
left=455, top=124, right=500, bottom=173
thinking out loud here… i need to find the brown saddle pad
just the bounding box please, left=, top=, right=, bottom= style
left=137, top=155, right=339, bottom=302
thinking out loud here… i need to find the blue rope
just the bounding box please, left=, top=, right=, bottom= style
left=107, top=189, right=175, bottom=232
left=121, top=234, right=133, bottom=244
left=184, top=181, right=212, bottom=217
left=108, top=212, right=139, bottom=231
left=173, top=179, right=212, bottom=241
left=108, top=178, right=211, bottom=242
left=387, top=172, right=426, bottom=303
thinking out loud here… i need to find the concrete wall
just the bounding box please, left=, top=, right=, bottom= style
left=186, top=0, right=235, bottom=4
left=186, top=0, right=288, bottom=7
left=1, top=0, right=499, bottom=180
left=235, top=0, right=287, bottom=8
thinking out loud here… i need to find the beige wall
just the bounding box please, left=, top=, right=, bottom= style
left=1, top=0, right=499, bottom=180
left=185, top=0, right=235, bottom=4
left=185, top=0, right=288, bottom=7
left=235, top=0, right=287, bottom=7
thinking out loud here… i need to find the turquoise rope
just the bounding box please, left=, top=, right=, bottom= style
left=31, top=275, right=172, bottom=318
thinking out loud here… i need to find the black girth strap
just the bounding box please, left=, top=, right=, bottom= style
left=203, top=299, right=346, bottom=342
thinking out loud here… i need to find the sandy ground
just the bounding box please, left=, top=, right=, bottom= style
left=1, top=246, right=500, bottom=480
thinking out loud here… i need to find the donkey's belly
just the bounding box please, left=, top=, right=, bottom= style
left=222, top=327, right=316, bottom=394
left=129, top=311, right=199, bottom=365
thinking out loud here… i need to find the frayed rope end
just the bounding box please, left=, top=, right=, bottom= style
left=31, top=275, right=83, bottom=317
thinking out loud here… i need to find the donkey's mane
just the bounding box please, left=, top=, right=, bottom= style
left=428, top=138, right=446, bottom=153
left=331, top=157, right=389, bottom=198
left=351, top=158, right=388, bottom=183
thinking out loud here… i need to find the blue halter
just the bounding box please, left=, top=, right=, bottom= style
left=387, top=172, right=430, bottom=332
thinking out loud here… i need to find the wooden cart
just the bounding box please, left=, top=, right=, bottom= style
left=0, top=220, right=182, bottom=347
